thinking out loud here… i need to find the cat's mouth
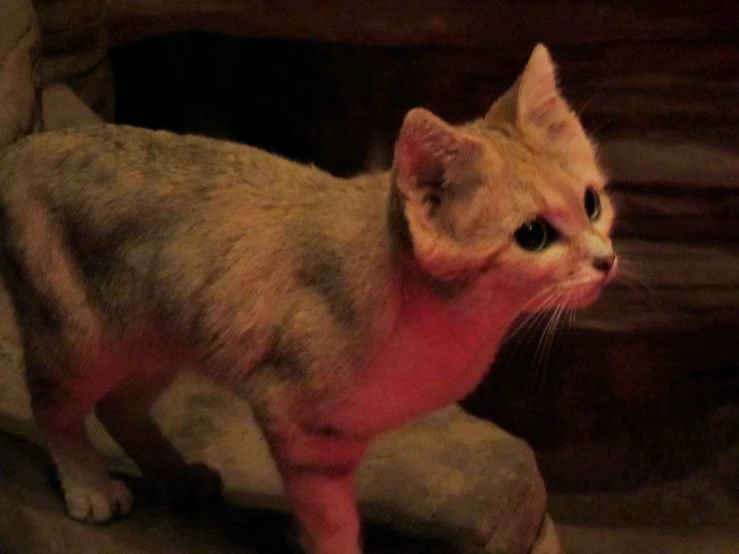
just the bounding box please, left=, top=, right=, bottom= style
left=566, top=257, right=618, bottom=308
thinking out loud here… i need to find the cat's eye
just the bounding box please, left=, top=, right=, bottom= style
left=514, top=217, right=557, bottom=252
left=585, top=187, right=601, bottom=221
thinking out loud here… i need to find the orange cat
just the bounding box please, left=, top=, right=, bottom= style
left=0, top=45, right=615, bottom=554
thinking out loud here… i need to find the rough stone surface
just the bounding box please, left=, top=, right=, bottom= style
left=0, top=278, right=553, bottom=553
left=0, top=426, right=562, bottom=554
left=0, top=428, right=287, bottom=554
left=42, top=83, right=104, bottom=131
left=32, top=0, right=115, bottom=121
left=0, top=0, right=43, bottom=151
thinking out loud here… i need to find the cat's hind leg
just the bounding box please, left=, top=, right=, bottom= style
left=26, top=342, right=136, bottom=523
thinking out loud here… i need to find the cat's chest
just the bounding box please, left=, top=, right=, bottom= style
left=328, top=303, right=507, bottom=435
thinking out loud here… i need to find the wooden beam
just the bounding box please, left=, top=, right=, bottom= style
left=105, top=0, right=519, bottom=47
left=105, top=0, right=739, bottom=48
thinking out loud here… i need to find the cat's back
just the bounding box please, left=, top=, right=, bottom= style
left=0, top=124, right=353, bottom=351
left=0, top=123, right=325, bottom=218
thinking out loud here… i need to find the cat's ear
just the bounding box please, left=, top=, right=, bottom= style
left=487, top=44, right=585, bottom=143
left=393, top=108, right=492, bottom=280
left=515, top=44, right=563, bottom=129
left=394, top=108, right=482, bottom=195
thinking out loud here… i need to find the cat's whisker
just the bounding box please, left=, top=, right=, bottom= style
left=523, top=310, right=553, bottom=401
left=506, top=280, right=586, bottom=368
left=510, top=302, right=553, bottom=341
left=567, top=290, right=580, bottom=326
left=507, top=309, right=554, bottom=370
left=528, top=311, right=553, bottom=374
left=505, top=287, right=564, bottom=365
left=526, top=298, right=568, bottom=397
left=576, top=92, right=598, bottom=118
left=528, top=315, right=554, bottom=393
left=586, top=117, right=617, bottom=139
left=533, top=307, right=558, bottom=365
left=506, top=285, right=562, bottom=338
left=503, top=291, right=563, bottom=390
left=530, top=314, right=558, bottom=395
left=615, top=255, right=661, bottom=311
left=545, top=304, right=566, bottom=355
left=618, top=263, right=652, bottom=291
left=524, top=281, right=588, bottom=398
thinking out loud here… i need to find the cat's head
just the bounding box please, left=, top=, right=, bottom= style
left=392, top=44, right=616, bottom=311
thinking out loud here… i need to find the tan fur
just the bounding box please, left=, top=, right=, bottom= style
left=0, top=45, right=615, bottom=554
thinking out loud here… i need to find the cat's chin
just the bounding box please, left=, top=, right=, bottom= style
left=567, top=285, right=606, bottom=308
left=519, top=283, right=605, bottom=315
left=568, top=272, right=617, bottom=308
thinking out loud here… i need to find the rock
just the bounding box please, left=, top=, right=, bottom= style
left=0, top=0, right=43, bottom=151
left=32, top=0, right=115, bottom=121
left=0, top=429, right=268, bottom=554
left=42, top=83, right=104, bottom=131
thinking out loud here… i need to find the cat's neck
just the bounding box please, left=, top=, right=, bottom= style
left=397, top=263, right=519, bottom=352
left=331, top=262, right=520, bottom=433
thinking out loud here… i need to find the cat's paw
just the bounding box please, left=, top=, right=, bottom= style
left=63, top=477, right=134, bottom=523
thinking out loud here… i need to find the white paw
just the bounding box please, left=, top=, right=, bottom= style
left=64, top=477, right=134, bottom=523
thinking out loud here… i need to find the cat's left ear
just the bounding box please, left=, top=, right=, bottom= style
left=515, top=44, right=565, bottom=130
left=488, top=44, right=587, bottom=143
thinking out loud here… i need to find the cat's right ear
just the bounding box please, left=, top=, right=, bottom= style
left=392, top=108, right=490, bottom=280
left=393, top=108, right=482, bottom=199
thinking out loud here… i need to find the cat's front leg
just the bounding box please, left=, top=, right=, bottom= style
left=26, top=352, right=135, bottom=522
left=263, top=417, right=368, bottom=554
left=47, top=432, right=134, bottom=523
left=283, top=464, right=362, bottom=554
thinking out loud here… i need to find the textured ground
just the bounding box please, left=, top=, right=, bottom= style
left=2, top=424, right=738, bottom=554
left=0, top=429, right=461, bottom=554
left=550, top=404, right=739, bottom=554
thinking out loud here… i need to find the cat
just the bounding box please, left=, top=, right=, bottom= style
left=0, top=44, right=615, bottom=554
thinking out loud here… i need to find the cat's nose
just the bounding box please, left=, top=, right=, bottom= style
left=592, top=254, right=615, bottom=274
